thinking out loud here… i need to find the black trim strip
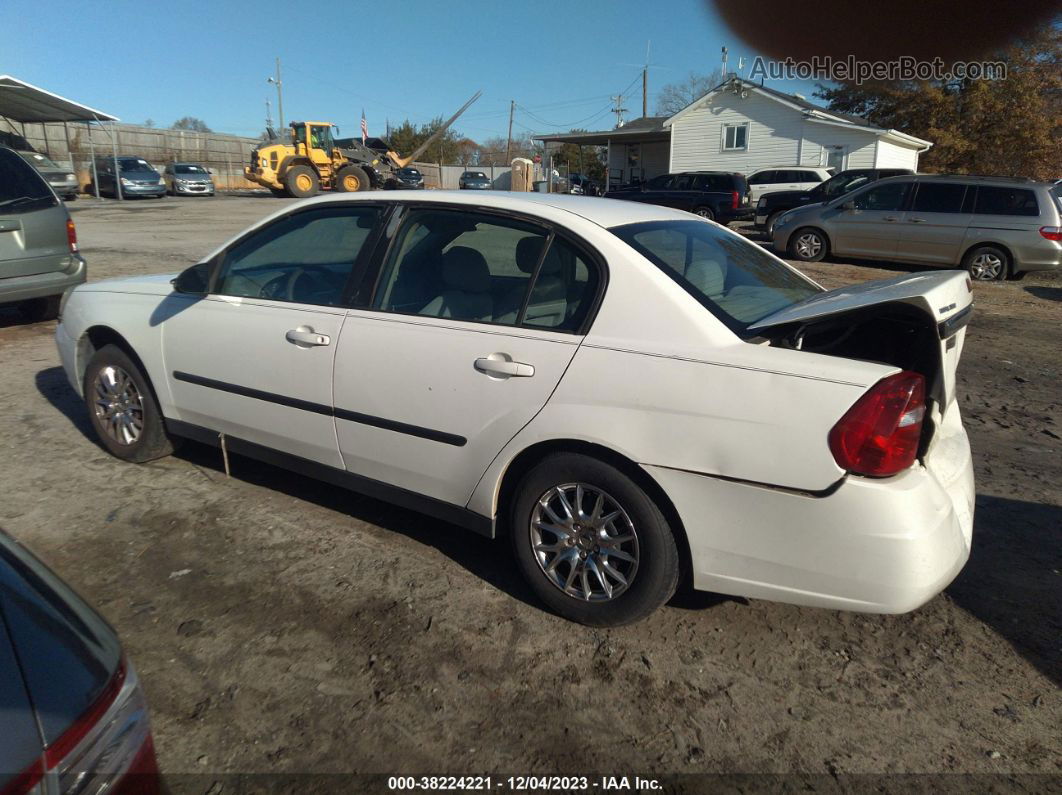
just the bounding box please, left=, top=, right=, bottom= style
left=172, top=370, right=466, bottom=447
left=164, top=419, right=491, bottom=536
left=938, top=305, right=973, bottom=340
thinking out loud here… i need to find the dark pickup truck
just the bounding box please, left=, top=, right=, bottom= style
left=605, top=171, right=753, bottom=224
left=755, top=168, right=914, bottom=237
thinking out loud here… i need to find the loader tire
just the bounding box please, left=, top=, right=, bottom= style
left=285, top=165, right=319, bottom=198
left=335, top=165, right=370, bottom=192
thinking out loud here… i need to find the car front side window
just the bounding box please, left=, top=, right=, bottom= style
left=852, top=181, right=911, bottom=211
left=213, top=206, right=381, bottom=305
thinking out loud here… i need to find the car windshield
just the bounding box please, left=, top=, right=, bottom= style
left=18, top=151, right=60, bottom=169
left=817, top=173, right=870, bottom=199
left=466, top=172, right=486, bottom=179
left=175, top=164, right=207, bottom=174
left=611, top=220, right=822, bottom=333
left=399, top=169, right=420, bottom=176
left=119, top=158, right=154, bottom=173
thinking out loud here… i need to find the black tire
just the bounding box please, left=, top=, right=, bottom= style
left=284, top=165, right=319, bottom=198
left=693, top=206, right=715, bottom=221
left=962, top=244, right=1009, bottom=281
left=269, top=187, right=288, bottom=198
left=334, top=165, right=370, bottom=192
left=20, top=295, right=61, bottom=322
left=787, top=227, right=829, bottom=262
left=765, top=211, right=783, bottom=239
left=510, top=453, right=680, bottom=626
left=83, top=344, right=179, bottom=463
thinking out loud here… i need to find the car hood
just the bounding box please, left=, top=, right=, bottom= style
left=80, top=273, right=177, bottom=296
left=174, top=173, right=212, bottom=181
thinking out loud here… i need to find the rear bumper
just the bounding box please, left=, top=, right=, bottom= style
left=644, top=422, right=974, bottom=613
left=0, top=254, right=86, bottom=304
left=1012, top=241, right=1062, bottom=273
left=719, top=208, right=755, bottom=223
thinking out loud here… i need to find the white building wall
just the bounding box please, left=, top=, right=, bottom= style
left=874, top=138, right=922, bottom=170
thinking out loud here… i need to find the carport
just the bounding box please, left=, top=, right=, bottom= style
left=0, top=74, right=121, bottom=199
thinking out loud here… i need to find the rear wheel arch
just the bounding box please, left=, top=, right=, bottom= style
left=494, top=439, right=693, bottom=589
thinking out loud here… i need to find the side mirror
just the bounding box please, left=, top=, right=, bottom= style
left=172, top=261, right=211, bottom=295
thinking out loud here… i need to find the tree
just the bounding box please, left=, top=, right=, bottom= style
left=815, top=29, right=1060, bottom=180
left=655, top=69, right=726, bottom=115
left=171, top=117, right=212, bottom=133
left=143, top=118, right=155, bottom=128
left=385, top=117, right=463, bottom=163
left=543, top=131, right=606, bottom=180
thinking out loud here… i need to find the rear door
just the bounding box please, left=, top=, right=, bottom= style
left=896, top=181, right=972, bottom=265
left=332, top=205, right=602, bottom=506
left=0, top=147, right=70, bottom=282
left=828, top=179, right=913, bottom=259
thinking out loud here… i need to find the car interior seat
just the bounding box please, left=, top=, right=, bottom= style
left=418, top=246, right=493, bottom=322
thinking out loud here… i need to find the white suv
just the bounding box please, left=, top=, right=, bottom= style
left=746, top=167, right=832, bottom=203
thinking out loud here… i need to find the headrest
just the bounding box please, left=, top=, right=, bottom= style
left=442, top=246, right=491, bottom=293
left=515, top=236, right=545, bottom=274
left=684, top=259, right=726, bottom=298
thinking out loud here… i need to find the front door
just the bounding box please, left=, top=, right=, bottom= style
left=162, top=203, right=383, bottom=467
left=332, top=206, right=601, bottom=506
left=829, top=179, right=913, bottom=259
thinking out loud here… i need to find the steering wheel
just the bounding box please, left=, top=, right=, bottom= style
left=260, top=266, right=338, bottom=302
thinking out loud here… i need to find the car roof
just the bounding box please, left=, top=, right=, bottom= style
left=287, top=190, right=695, bottom=229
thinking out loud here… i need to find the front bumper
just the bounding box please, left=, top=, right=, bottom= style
left=118, top=184, right=166, bottom=197
left=461, top=184, right=491, bottom=190
left=754, top=213, right=768, bottom=228
left=645, top=420, right=974, bottom=613
left=0, top=253, right=86, bottom=305
left=173, top=182, right=215, bottom=195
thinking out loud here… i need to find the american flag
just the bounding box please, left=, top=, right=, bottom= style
left=360, top=110, right=368, bottom=144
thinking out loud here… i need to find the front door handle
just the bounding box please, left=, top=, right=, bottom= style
left=286, top=326, right=330, bottom=347
left=883, top=216, right=899, bottom=222
left=908, top=217, right=926, bottom=223
left=475, top=354, right=535, bottom=378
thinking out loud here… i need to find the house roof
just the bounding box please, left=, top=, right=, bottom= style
left=0, top=75, right=118, bottom=123
left=533, top=116, right=668, bottom=145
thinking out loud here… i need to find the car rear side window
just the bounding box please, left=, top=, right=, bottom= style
left=912, top=183, right=968, bottom=213
left=748, top=171, right=776, bottom=185
left=612, top=220, right=821, bottom=333
left=0, top=147, right=57, bottom=213
left=974, top=186, right=1039, bottom=216
left=214, top=205, right=381, bottom=305
left=0, top=541, right=122, bottom=746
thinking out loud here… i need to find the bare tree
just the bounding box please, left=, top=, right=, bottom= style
left=171, top=117, right=212, bottom=133
left=655, top=70, right=726, bottom=115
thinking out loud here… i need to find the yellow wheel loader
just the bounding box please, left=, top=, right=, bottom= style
left=244, top=92, right=481, bottom=197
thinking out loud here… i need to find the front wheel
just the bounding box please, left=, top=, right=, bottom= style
left=693, top=206, right=715, bottom=221
left=284, top=165, right=319, bottom=198
left=962, top=244, right=1008, bottom=281
left=83, top=344, right=180, bottom=463
left=788, top=227, right=828, bottom=262
left=510, top=453, right=680, bottom=626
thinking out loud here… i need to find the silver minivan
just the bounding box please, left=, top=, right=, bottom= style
left=773, top=174, right=1062, bottom=280
left=0, top=146, right=86, bottom=320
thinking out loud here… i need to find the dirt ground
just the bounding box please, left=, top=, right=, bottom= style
left=0, top=195, right=1058, bottom=785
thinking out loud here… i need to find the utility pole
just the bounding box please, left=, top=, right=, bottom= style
left=642, top=67, right=647, bottom=118
left=610, top=95, right=627, bottom=128
left=268, top=57, right=284, bottom=131
left=265, top=98, right=273, bottom=131
left=504, top=99, right=515, bottom=165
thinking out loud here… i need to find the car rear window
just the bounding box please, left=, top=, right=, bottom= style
left=974, top=186, right=1039, bottom=216
left=0, top=148, right=58, bottom=213
left=0, top=536, right=122, bottom=746
left=612, top=220, right=822, bottom=333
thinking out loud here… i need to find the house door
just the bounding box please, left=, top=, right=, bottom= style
left=826, top=146, right=846, bottom=172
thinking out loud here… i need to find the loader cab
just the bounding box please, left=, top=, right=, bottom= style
left=292, top=122, right=336, bottom=164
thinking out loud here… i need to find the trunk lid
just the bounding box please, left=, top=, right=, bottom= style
left=750, top=270, right=973, bottom=408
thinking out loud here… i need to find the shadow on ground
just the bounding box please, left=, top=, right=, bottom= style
left=1024, top=286, right=1062, bottom=302
left=947, top=494, right=1062, bottom=686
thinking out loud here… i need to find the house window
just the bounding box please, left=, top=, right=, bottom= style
left=722, top=123, right=748, bottom=151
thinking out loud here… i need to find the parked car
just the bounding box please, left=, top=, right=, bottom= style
left=773, top=174, right=1062, bottom=280
left=163, top=162, right=215, bottom=196
left=392, top=167, right=424, bottom=189
left=755, top=168, right=915, bottom=238
left=746, top=166, right=832, bottom=203
left=17, top=150, right=79, bottom=200
left=459, top=170, right=491, bottom=190
left=0, top=527, right=160, bottom=794
left=605, top=171, right=754, bottom=223
left=57, top=192, right=974, bottom=626
left=566, top=173, right=602, bottom=196
left=92, top=156, right=166, bottom=199
left=0, top=145, right=86, bottom=321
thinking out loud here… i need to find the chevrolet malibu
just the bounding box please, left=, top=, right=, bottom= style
left=55, top=192, right=974, bottom=626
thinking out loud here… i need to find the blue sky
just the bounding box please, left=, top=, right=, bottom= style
left=2, top=0, right=823, bottom=141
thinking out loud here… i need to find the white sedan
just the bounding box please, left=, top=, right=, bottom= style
left=55, top=192, right=975, bottom=626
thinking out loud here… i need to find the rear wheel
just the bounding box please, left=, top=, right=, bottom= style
left=693, top=206, right=715, bottom=220
left=269, top=187, right=288, bottom=198
left=788, top=227, right=828, bottom=262
left=83, top=344, right=179, bottom=463
left=510, top=453, right=680, bottom=626
left=284, top=165, right=319, bottom=198
left=335, top=165, right=370, bottom=192
left=963, top=244, right=1008, bottom=281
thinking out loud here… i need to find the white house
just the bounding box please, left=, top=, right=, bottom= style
left=535, top=77, right=932, bottom=188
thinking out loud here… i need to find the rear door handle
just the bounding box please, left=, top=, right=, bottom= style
left=285, top=327, right=330, bottom=347
left=475, top=355, right=534, bottom=378
left=908, top=217, right=926, bottom=223
left=883, top=216, right=899, bottom=222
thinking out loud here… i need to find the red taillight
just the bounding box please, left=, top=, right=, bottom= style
left=66, top=218, right=78, bottom=252
left=828, top=371, right=926, bottom=477
left=731, top=190, right=739, bottom=210
left=43, top=660, right=126, bottom=767
left=1039, top=226, right=1062, bottom=241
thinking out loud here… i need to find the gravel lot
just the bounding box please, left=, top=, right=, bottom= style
left=0, top=195, right=1058, bottom=783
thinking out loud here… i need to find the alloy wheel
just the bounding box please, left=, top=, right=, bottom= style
left=795, top=232, right=822, bottom=259
left=529, top=483, right=640, bottom=602
left=969, top=252, right=1004, bottom=280
left=93, top=365, right=144, bottom=445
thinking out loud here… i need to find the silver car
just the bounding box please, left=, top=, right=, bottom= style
left=17, top=150, right=79, bottom=200
left=0, top=145, right=86, bottom=320
left=773, top=174, right=1062, bottom=280
left=163, top=162, right=215, bottom=196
